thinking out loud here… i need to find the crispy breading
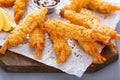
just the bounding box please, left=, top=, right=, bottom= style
left=13, top=0, right=28, bottom=24
left=60, top=0, right=89, bottom=17
left=44, top=19, right=110, bottom=64
left=0, top=8, right=48, bottom=54
left=49, top=35, right=71, bottom=64
left=78, top=41, right=106, bottom=64
left=44, top=19, right=109, bottom=43
left=63, top=9, right=100, bottom=28
left=88, top=0, right=120, bottom=13
left=60, top=0, right=120, bottom=16
left=0, top=0, right=15, bottom=7
left=29, top=27, right=45, bottom=58
left=63, top=9, right=120, bottom=50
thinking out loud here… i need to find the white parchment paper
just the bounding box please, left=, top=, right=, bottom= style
left=0, top=0, right=120, bottom=77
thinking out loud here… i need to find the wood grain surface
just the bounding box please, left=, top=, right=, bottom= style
left=0, top=46, right=118, bottom=73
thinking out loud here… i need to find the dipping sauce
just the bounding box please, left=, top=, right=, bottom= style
left=34, top=0, right=58, bottom=7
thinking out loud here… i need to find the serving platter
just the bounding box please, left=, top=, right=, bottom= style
left=0, top=45, right=118, bottom=73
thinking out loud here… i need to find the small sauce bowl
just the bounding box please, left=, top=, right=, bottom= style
left=33, top=0, right=60, bottom=14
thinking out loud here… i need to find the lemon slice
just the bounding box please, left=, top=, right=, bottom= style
left=0, top=8, right=16, bottom=31
left=0, top=11, right=4, bottom=31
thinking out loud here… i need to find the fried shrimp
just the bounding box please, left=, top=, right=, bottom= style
left=49, top=35, right=71, bottom=64
left=44, top=19, right=109, bottom=43
left=78, top=41, right=106, bottom=64
left=0, top=8, right=48, bottom=54
left=29, top=27, right=45, bottom=58
left=44, top=19, right=110, bottom=64
left=63, top=9, right=100, bottom=28
left=60, top=0, right=89, bottom=17
left=63, top=9, right=120, bottom=50
left=13, top=0, right=28, bottom=24
left=88, top=0, right=120, bottom=14
left=60, top=0, right=120, bottom=17
left=0, top=0, right=15, bottom=7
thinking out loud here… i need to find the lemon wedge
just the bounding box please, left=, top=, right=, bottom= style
left=0, top=8, right=16, bottom=31
left=0, top=11, right=4, bottom=31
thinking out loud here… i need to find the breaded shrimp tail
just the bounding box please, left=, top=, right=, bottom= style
left=0, top=0, right=15, bottom=7
left=88, top=0, right=120, bottom=14
left=0, top=41, right=9, bottom=54
left=29, top=27, right=45, bottom=58
left=0, top=8, right=48, bottom=54
left=78, top=41, right=106, bottom=64
left=50, top=35, right=71, bottom=64
left=13, top=0, right=28, bottom=24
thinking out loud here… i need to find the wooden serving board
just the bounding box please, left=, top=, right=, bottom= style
left=0, top=46, right=119, bottom=73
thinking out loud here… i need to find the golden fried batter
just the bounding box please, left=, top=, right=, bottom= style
left=0, top=8, right=48, bottom=54
left=44, top=19, right=110, bottom=64
left=44, top=19, right=109, bottom=43
left=63, top=9, right=100, bottom=28
left=63, top=9, right=120, bottom=50
left=0, top=0, right=15, bottom=7
left=13, top=0, right=28, bottom=24
left=50, top=35, right=71, bottom=64
left=29, top=26, right=45, bottom=58
left=78, top=41, right=106, bottom=64
left=60, top=0, right=120, bottom=16
left=60, top=0, right=89, bottom=17
left=88, top=0, right=120, bottom=14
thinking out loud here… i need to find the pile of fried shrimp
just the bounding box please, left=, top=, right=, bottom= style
left=1, top=0, right=120, bottom=64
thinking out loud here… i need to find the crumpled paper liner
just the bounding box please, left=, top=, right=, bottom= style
left=0, top=0, right=120, bottom=77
